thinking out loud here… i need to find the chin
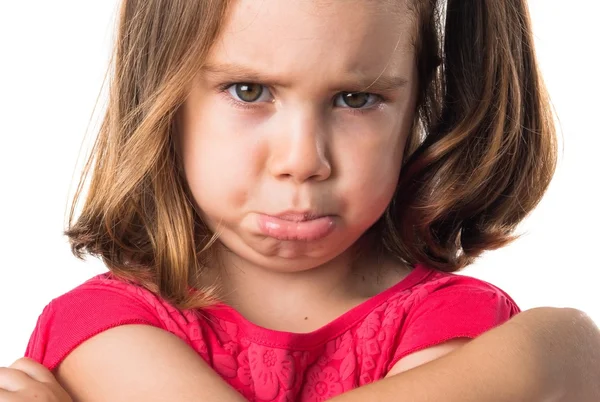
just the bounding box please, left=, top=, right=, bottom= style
left=219, top=231, right=355, bottom=270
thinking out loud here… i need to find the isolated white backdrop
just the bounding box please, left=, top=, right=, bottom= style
left=0, top=1, right=598, bottom=365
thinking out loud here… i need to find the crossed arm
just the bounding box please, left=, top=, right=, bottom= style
left=334, top=307, right=600, bottom=401
left=3, top=307, right=599, bottom=402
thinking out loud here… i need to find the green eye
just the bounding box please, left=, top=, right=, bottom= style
left=335, top=92, right=381, bottom=109
left=340, top=92, right=370, bottom=108
left=233, top=83, right=264, bottom=102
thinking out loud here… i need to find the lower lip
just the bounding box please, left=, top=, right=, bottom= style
left=257, top=214, right=335, bottom=241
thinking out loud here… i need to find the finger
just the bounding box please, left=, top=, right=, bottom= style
left=8, top=358, right=55, bottom=384
left=0, top=367, right=33, bottom=391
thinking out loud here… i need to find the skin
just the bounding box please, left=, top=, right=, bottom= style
left=2, top=0, right=599, bottom=401
left=2, top=308, right=599, bottom=401
left=178, top=0, right=418, bottom=333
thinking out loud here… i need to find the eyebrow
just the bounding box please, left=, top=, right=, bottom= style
left=200, top=62, right=410, bottom=93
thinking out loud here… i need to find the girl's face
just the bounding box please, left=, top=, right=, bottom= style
left=179, top=0, right=418, bottom=272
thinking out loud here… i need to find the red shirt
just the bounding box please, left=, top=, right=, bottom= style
left=25, top=264, right=519, bottom=401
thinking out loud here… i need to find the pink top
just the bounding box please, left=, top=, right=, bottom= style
left=25, top=264, right=519, bottom=401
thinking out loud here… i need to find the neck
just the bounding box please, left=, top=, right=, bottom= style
left=212, top=242, right=409, bottom=332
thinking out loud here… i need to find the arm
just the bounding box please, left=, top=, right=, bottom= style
left=330, top=307, right=600, bottom=402
left=55, top=325, right=246, bottom=402
left=5, top=307, right=598, bottom=401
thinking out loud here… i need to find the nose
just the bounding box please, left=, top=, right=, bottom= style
left=268, top=110, right=332, bottom=183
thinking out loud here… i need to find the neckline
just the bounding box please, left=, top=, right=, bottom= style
left=204, top=263, right=434, bottom=350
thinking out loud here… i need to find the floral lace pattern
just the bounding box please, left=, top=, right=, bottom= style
left=26, top=265, right=519, bottom=402
left=198, top=286, right=432, bottom=401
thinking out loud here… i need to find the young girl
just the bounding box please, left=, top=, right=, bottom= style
left=2, top=0, right=599, bottom=401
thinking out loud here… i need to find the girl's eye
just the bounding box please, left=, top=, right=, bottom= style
left=335, top=92, right=380, bottom=109
left=227, top=83, right=272, bottom=103
left=222, top=83, right=382, bottom=112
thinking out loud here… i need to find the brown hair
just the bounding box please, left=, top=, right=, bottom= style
left=67, top=0, right=556, bottom=309
left=381, top=0, right=557, bottom=270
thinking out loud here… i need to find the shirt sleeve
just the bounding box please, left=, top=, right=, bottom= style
left=24, top=279, right=165, bottom=371
left=388, top=278, right=520, bottom=371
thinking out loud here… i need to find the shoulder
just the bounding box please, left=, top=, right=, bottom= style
left=380, top=265, right=520, bottom=372
left=386, top=265, right=519, bottom=315
left=25, top=273, right=209, bottom=371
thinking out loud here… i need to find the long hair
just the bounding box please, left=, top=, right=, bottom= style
left=66, top=0, right=229, bottom=309
left=67, top=0, right=556, bottom=309
left=382, top=0, right=557, bottom=270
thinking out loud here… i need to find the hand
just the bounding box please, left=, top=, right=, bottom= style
left=0, top=358, right=72, bottom=402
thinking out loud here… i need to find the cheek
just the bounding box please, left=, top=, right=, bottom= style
left=346, top=144, right=403, bottom=199
left=336, top=117, right=408, bottom=214
left=180, top=110, right=260, bottom=211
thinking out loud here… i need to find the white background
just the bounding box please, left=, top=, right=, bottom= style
left=0, top=1, right=598, bottom=365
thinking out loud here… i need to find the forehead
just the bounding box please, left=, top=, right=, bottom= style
left=206, top=0, right=416, bottom=81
